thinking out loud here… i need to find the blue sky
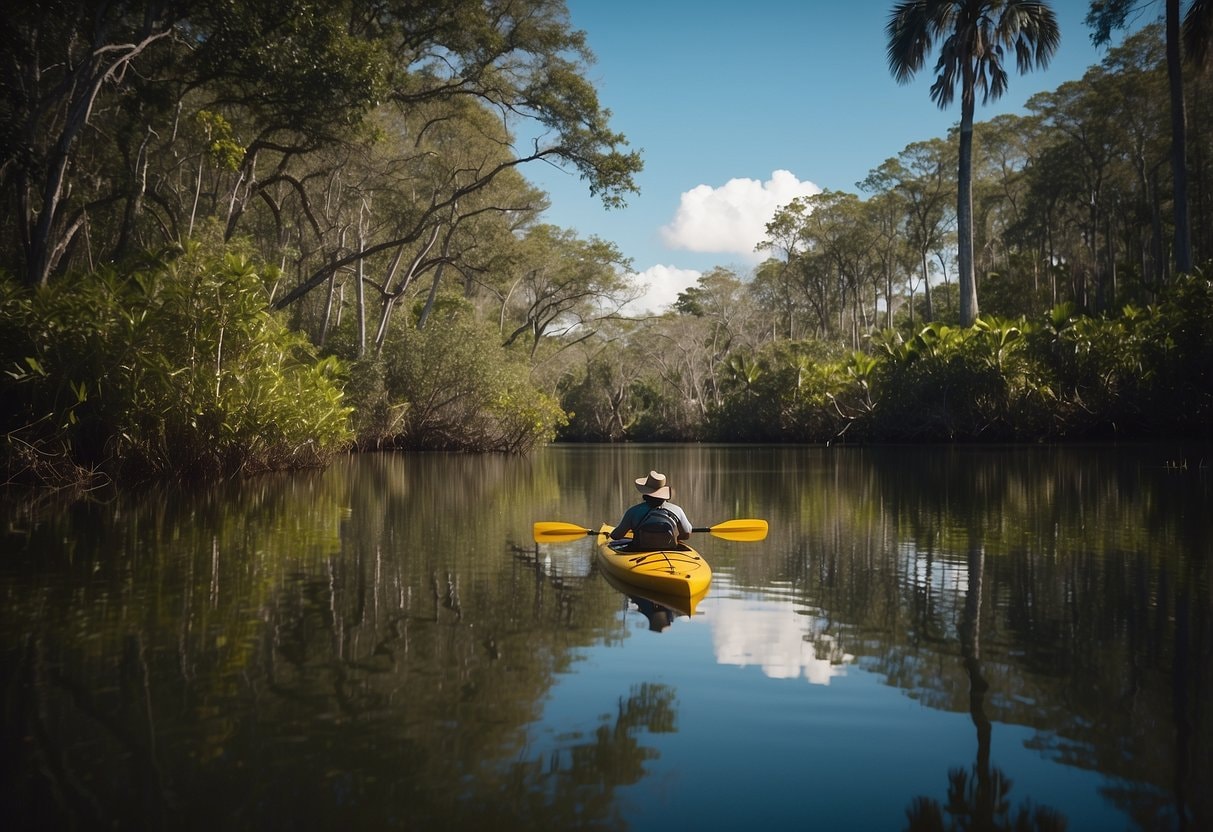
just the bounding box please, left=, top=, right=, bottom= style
left=521, top=0, right=1128, bottom=313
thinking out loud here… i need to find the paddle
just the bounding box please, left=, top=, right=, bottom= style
left=533, top=518, right=768, bottom=543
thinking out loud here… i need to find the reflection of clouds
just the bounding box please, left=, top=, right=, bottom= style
left=710, top=595, right=853, bottom=685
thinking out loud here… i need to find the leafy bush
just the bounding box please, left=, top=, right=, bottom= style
left=707, top=340, right=857, bottom=442
left=1, top=242, right=353, bottom=483
left=869, top=317, right=1057, bottom=441
left=609, top=275, right=1213, bottom=445
left=1133, top=274, right=1213, bottom=434
left=556, top=359, right=630, bottom=442
left=380, top=309, right=566, bottom=453
left=341, top=356, right=404, bottom=449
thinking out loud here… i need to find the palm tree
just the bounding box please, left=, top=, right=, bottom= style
left=886, top=1, right=1060, bottom=326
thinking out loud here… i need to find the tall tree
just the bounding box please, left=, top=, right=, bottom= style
left=1031, top=74, right=1125, bottom=310
left=760, top=200, right=817, bottom=339
left=858, top=184, right=914, bottom=330
left=898, top=140, right=956, bottom=323
left=887, top=0, right=1060, bottom=326
left=1184, top=0, right=1213, bottom=67
left=1088, top=0, right=1212, bottom=275
left=0, top=0, right=641, bottom=298
left=0, top=1, right=184, bottom=286
left=499, top=224, right=633, bottom=359
left=672, top=266, right=766, bottom=405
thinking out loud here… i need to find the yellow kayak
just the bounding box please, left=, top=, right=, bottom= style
left=596, top=524, right=713, bottom=599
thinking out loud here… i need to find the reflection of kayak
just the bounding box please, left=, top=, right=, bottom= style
left=600, top=568, right=708, bottom=618
left=596, top=523, right=713, bottom=601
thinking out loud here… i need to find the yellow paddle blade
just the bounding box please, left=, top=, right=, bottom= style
left=533, top=529, right=594, bottom=543
left=700, top=519, right=768, bottom=541
left=534, top=521, right=592, bottom=537
left=708, top=528, right=768, bottom=542
left=705, top=519, right=768, bottom=535
left=532, top=521, right=609, bottom=543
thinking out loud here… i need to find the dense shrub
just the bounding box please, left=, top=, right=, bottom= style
left=1022, top=275, right=1212, bottom=438
left=707, top=340, right=856, bottom=442
left=341, top=356, right=402, bottom=449
left=869, top=319, right=1042, bottom=441
left=698, top=275, right=1212, bottom=444
left=1132, top=275, right=1213, bottom=434
left=557, top=361, right=627, bottom=442
left=375, top=307, right=567, bottom=453
left=1, top=243, right=353, bottom=484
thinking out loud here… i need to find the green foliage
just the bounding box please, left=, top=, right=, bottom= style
left=870, top=319, right=1038, bottom=440
left=340, top=356, right=402, bottom=449
left=557, top=359, right=630, bottom=442
left=706, top=340, right=854, bottom=442
left=6, top=0, right=1206, bottom=460
left=696, top=275, right=1213, bottom=444
left=195, top=110, right=246, bottom=171
left=379, top=308, right=566, bottom=453
left=1023, top=302, right=1141, bottom=435
left=1, top=242, right=353, bottom=483
left=2, top=0, right=641, bottom=292
left=627, top=377, right=702, bottom=442
left=1136, top=272, right=1213, bottom=431
left=1024, top=272, right=1213, bottom=436
left=191, top=0, right=388, bottom=132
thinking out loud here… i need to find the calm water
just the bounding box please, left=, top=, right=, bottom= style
left=2, top=444, right=1210, bottom=831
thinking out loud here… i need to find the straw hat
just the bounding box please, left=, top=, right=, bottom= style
left=634, top=470, right=671, bottom=500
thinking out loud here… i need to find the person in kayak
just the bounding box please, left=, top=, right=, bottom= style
left=610, top=470, right=693, bottom=550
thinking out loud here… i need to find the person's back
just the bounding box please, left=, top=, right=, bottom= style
left=630, top=501, right=682, bottom=550
left=611, top=470, right=692, bottom=551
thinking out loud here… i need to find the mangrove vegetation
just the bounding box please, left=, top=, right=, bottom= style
left=1, top=1, right=1211, bottom=486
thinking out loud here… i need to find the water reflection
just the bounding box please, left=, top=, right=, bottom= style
left=600, top=569, right=707, bottom=623
left=708, top=584, right=853, bottom=684
left=902, top=537, right=1070, bottom=832
left=0, top=444, right=1209, bottom=829
left=1, top=456, right=641, bottom=829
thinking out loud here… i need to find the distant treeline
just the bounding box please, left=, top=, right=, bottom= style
left=548, top=21, right=1213, bottom=444
left=1, top=4, right=1210, bottom=485
left=560, top=274, right=1211, bottom=443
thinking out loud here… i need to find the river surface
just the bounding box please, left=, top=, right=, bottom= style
left=2, top=443, right=1210, bottom=831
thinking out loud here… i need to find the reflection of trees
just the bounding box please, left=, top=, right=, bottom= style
left=4, top=444, right=1210, bottom=827
left=906, top=767, right=1066, bottom=831
left=677, top=443, right=1211, bottom=830
left=904, top=533, right=1065, bottom=832
left=0, top=453, right=672, bottom=828
left=443, top=682, right=677, bottom=831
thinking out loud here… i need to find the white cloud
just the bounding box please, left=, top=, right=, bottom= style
left=659, top=170, right=822, bottom=261
left=623, top=264, right=701, bottom=315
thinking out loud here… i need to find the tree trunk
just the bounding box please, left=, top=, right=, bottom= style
left=356, top=205, right=370, bottom=357
left=957, top=78, right=979, bottom=326
left=319, top=271, right=337, bottom=347
left=886, top=266, right=893, bottom=330
left=1167, top=0, right=1194, bottom=274
left=373, top=224, right=441, bottom=352
left=961, top=536, right=992, bottom=820
left=920, top=250, right=934, bottom=322
left=27, top=59, right=106, bottom=286
left=417, top=229, right=455, bottom=330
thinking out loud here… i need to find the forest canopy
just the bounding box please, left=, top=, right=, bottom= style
left=1, top=2, right=1210, bottom=485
